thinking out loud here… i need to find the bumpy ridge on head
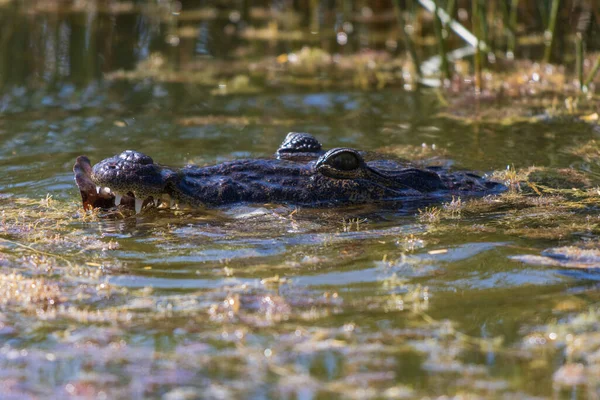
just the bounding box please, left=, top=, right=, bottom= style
left=118, top=150, right=154, bottom=165
left=277, top=132, right=323, bottom=154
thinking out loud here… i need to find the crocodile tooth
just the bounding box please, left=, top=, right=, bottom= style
left=154, top=198, right=160, bottom=207
left=96, top=186, right=101, bottom=194
left=170, top=199, right=176, bottom=209
left=135, top=198, right=143, bottom=214
left=114, top=193, right=122, bottom=206
left=162, top=194, right=171, bottom=208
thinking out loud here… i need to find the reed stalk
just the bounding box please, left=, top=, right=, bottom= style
left=445, top=0, right=455, bottom=18
left=477, top=0, right=489, bottom=54
left=584, top=55, right=600, bottom=90
left=472, top=0, right=482, bottom=93
left=432, top=0, right=450, bottom=80
left=575, top=33, right=584, bottom=91
left=538, top=1, right=548, bottom=29
left=393, top=0, right=422, bottom=80
left=309, top=0, right=319, bottom=33
left=574, top=2, right=593, bottom=92
left=508, top=0, right=519, bottom=58
left=418, top=0, right=480, bottom=48
left=501, top=0, right=519, bottom=58
left=0, top=17, right=12, bottom=89
left=543, top=0, right=560, bottom=63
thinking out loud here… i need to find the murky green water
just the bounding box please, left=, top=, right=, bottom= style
left=1, top=2, right=600, bottom=399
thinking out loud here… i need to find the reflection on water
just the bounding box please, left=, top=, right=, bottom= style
left=1, top=1, right=600, bottom=399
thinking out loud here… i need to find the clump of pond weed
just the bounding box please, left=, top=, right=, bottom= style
left=418, top=165, right=600, bottom=240
left=341, top=217, right=368, bottom=232
left=417, top=206, right=442, bottom=224
left=442, top=60, right=600, bottom=123
left=395, top=234, right=426, bottom=252
left=106, top=48, right=410, bottom=92
left=0, top=196, right=132, bottom=326
left=0, top=272, right=64, bottom=308
left=569, top=139, right=600, bottom=164
left=0, top=196, right=119, bottom=260
left=521, top=304, right=600, bottom=392
left=442, top=196, right=463, bottom=218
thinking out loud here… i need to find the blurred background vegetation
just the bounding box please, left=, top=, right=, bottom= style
left=0, top=0, right=598, bottom=96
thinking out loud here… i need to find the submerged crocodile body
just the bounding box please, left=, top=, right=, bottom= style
left=74, top=132, right=505, bottom=213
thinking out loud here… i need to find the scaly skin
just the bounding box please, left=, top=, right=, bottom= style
left=75, top=132, right=505, bottom=213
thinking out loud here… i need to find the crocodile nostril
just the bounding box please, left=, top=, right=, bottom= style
left=108, top=165, right=116, bottom=169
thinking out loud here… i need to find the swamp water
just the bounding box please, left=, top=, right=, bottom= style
left=1, top=2, right=600, bottom=399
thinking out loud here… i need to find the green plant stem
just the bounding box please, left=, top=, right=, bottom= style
left=575, top=33, right=584, bottom=91
left=508, top=0, right=519, bottom=58
left=418, top=0, right=480, bottom=48
left=393, top=0, right=422, bottom=80
left=309, top=0, right=319, bottom=33
left=543, top=0, right=560, bottom=63
left=0, top=237, right=73, bottom=268
left=446, top=0, right=455, bottom=17
left=537, top=1, right=549, bottom=29
left=472, top=0, right=481, bottom=93
left=477, top=0, right=489, bottom=54
left=432, top=0, right=450, bottom=80
left=584, top=55, right=600, bottom=89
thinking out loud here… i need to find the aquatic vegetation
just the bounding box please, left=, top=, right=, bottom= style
left=105, top=46, right=600, bottom=116
left=442, top=196, right=463, bottom=218
left=406, top=164, right=600, bottom=243
left=0, top=271, right=63, bottom=307
left=570, top=139, right=600, bottom=164
left=518, top=306, right=600, bottom=395
left=0, top=191, right=564, bottom=398
left=417, top=206, right=442, bottom=224
left=106, top=48, right=409, bottom=92
left=341, top=218, right=368, bottom=233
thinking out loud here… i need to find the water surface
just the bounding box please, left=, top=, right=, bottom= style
left=0, top=2, right=599, bottom=399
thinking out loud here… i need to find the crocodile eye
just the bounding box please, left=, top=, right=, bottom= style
left=316, top=148, right=364, bottom=178
left=327, top=151, right=360, bottom=170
